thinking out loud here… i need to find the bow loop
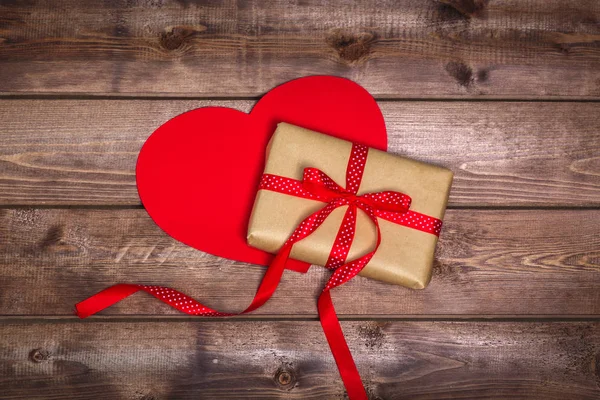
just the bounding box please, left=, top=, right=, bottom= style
left=76, top=141, right=442, bottom=400
left=302, top=167, right=412, bottom=215
left=302, top=167, right=348, bottom=201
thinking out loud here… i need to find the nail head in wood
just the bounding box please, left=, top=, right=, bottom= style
left=274, top=368, right=296, bottom=389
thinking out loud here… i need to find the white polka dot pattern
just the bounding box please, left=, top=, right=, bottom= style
left=323, top=203, right=380, bottom=291
left=259, top=174, right=323, bottom=201
left=259, top=149, right=441, bottom=237
left=80, top=143, right=443, bottom=320
left=325, top=203, right=357, bottom=269
left=361, top=191, right=411, bottom=212
left=76, top=142, right=447, bottom=400
left=346, top=144, right=368, bottom=194
left=258, top=143, right=445, bottom=293
left=303, top=168, right=345, bottom=193
left=376, top=210, right=442, bottom=235
left=285, top=202, right=338, bottom=245
left=142, top=285, right=232, bottom=316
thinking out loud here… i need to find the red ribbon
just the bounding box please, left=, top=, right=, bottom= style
left=75, top=143, right=442, bottom=400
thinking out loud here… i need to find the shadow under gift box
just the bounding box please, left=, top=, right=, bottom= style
left=247, top=123, right=453, bottom=289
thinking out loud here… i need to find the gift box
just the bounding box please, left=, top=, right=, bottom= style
left=75, top=77, right=456, bottom=399
left=247, top=122, right=453, bottom=289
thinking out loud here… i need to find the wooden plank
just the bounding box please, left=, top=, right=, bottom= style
left=1, top=320, right=599, bottom=399
left=1, top=0, right=599, bottom=98
left=0, top=100, right=599, bottom=206
left=1, top=208, right=598, bottom=317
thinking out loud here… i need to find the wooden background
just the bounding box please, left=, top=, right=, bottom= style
left=1, top=0, right=599, bottom=398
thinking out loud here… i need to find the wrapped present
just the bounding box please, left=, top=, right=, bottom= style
left=75, top=87, right=454, bottom=400
left=247, top=122, right=453, bottom=289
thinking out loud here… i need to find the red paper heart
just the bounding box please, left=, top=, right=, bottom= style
left=136, top=76, right=387, bottom=272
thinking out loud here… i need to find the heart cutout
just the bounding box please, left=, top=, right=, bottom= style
left=136, top=76, right=387, bottom=272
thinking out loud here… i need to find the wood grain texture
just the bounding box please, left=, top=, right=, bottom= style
left=1, top=0, right=599, bottom=98
left=2, top=1, right=600, bottom=396
left=0, top=100, right=599, bottom=206
left=1, top=208, right=598, bottom=317
left=1, top=320, right=599, bottom=399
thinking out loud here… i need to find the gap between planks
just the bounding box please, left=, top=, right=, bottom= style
left=3, top=315, right=600, bottom=323
left=1, top=94, right=600, bottom=102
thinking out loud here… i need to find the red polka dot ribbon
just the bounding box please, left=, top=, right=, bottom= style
left=75, top=143, right=442, bottom=400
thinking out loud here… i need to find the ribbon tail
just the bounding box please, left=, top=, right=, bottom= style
left=244, top=243, right=292, bottom=313
left=75, top=283, right=141, bottom=318
left=75, top=244, right=294, bottom=319
left=318, top=290, right=368, bottom=400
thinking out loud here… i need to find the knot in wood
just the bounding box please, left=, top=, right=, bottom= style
left=160, top=26, right=198, bottom=51
left=358, top=322, right=385, bottom=349
left=326, top=29, right=375, bottom=63
left=445, top=61, right=474, bottom=87
left=437, top=0, right=487, bottom=19
left=29, top=348, right=49, bottom=363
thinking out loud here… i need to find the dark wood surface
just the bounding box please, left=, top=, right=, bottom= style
left=0, top=100, right=599, bottom=207
left=1, top=0, right=599, bottom=399
left=2, top=320, right=600, bottom=400
left=1, top=208, right=599, bottom=317
left=1, top=0, right=599, bottom=98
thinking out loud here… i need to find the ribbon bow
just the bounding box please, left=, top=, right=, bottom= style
left=302, top=167, right=412, bottom=213
left=75, top=143, right=442, bottom=400
left=272, top=165, right=412, bottom=275
left=258, top=165, right=412, bottom=399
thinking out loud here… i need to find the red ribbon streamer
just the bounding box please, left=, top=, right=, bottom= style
left=75, top=143, right=442, bottom=400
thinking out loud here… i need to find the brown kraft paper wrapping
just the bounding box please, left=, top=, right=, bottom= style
left=247, top=123, right=453, bottom=289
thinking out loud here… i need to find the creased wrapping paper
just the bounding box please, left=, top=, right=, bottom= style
left=248, top=123, right=453, bottom=288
